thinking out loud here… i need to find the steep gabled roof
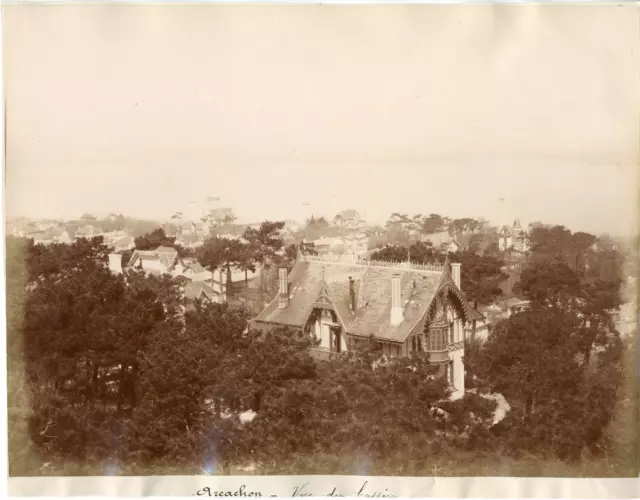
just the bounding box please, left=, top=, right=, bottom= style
left=126, top=246, right=180, bottom=270
left=254, top=260, right=364, bottom=327
left=348, top=266, right=444, bottom=342
left=253, top=256, right=469, bottom=343
left=185, top=261, right=206, bottom=273
left=155, top=246, right=179, bottom=267
left=183, top=281, right=217, bottom=301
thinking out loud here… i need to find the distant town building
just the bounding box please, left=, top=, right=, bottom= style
left=422, top=231, right=461, bottom=253
left=251, top=254, right=470, bottom=399
left=464, top=306, right=489, bottom=342
left=499, top=297, right=531, bottom=316
left=205, top=207, right=236, bottom=228
left=183, top=281, right=218, bottom=307
left=75, top=224, right=103, bottom=240
left=498, top=219, right=529, bottom=253
left=34, top=220, right=61, bottom=232
left=101, top=230, right=130, bottom=248
left=366, top=226, right=386, bottom=238
left=31, top=228, right=72, bottom=246
left=478, top=296, right=530, bottom=330
left=333, top=209, right=365, bottom=228
left=126, top=246, right=186, bottom=275
left=176, top=257, right=262, bottom=306
left=182, top=260, right=207, bottom=279
left=111, top=235, right=135, bottom=252
left=311, top=234, right=369, bottom=259
left=175, top=232, right=205, bottom=249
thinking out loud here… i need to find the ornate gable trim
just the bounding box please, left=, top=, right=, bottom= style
left=424, top=274, right=470, bottom=324
left=301, top=282, right=348, bottom=332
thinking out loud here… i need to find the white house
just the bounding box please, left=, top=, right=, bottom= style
left=423, top=231, right=461, bottom=253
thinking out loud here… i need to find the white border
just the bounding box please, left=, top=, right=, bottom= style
left=6, top=475, right=640, bottom=498
left=2, top=2, right=638, bottom=499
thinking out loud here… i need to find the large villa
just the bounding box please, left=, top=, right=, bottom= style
left=251, top=252, right=471, bottom=399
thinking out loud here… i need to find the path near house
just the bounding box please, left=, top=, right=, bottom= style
left=480, top=392, right=511, bottom=426
left=468, top=389, right=511, bottom=426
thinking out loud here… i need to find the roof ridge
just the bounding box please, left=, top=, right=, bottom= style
left=302, top=254, right=445, bottom=274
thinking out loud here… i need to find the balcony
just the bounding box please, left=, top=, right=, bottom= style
left=426, top=349, right=449, bottom=364
left=448, top=340, right=464, bottom=351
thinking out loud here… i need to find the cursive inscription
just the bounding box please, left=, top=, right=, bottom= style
left=195, top=481, right=395, bottom=498
left=195, top=485, right=263, bottom=497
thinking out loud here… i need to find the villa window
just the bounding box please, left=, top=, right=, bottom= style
left=427, top=328, right=446, bottom=351
left=446, top=361, right=454, bottom=385
left=412, top=335, right=424, bottom=353
left=449, top=322, right=455, bottom=343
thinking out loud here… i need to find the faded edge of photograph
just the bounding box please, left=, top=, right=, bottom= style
left=3, top=1, right=639, bottom=490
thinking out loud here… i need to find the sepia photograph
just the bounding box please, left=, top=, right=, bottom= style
left=3, top=2, right=639, bottom=495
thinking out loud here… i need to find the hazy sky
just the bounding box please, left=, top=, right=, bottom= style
left=4, top=4, right=639, bottom=235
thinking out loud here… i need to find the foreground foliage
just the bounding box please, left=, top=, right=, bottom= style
left=5, top=233, right=636, bottom=477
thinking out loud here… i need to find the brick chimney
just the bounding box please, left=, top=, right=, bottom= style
left=390, top=274, right=403, bottom=326
left=349, top=276, right=356, bottom=313
left=278, top=267, right=289, bottom=309
left=451, top=262, right=461, bottom=290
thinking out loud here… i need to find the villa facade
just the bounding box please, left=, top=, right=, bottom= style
left=251, top=253, right=470, bottom=399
